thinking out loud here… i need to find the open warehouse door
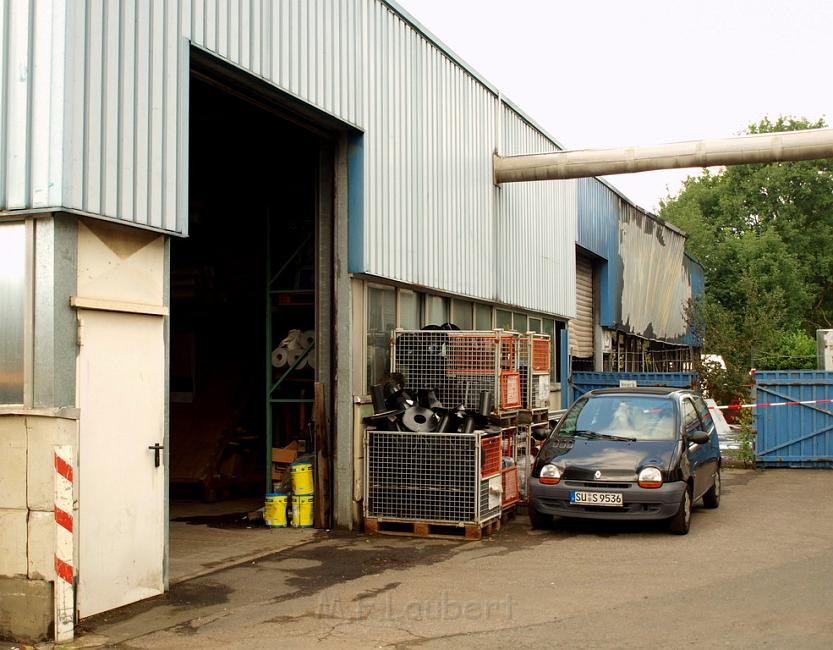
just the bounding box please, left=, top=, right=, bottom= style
left=166, top=61, right=336, bottom=583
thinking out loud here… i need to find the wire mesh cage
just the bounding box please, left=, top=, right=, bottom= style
left=515, top=426, right=533, bottom=501
left=364, top=430, right=499, bottom=524
left=516, top=332, right=552, bottom=409
left=392, top=329, right=524, bottom=412
left=502, top=466, right=520, bottom=507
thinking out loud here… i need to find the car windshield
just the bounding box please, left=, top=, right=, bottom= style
left=558, top=395, right=676, bottom=441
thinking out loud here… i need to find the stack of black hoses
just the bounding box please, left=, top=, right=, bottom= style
left=364, top=383, right=499, bottom=434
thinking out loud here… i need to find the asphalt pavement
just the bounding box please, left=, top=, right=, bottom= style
left=57, top=469, right=833, bottom=648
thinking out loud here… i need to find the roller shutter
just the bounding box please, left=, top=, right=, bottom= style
left=570, top=253, right=594, bottom=358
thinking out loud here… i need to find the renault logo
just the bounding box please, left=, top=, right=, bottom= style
left=594, top=470, right=602, bottom=479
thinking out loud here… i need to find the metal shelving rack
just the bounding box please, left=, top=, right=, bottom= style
left=264, top=219, right=315, bottom=493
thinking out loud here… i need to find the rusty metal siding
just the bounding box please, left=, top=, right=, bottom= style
left=577, top=176, right=702, bottom=344
left=618, top=204, right=691, bottom=342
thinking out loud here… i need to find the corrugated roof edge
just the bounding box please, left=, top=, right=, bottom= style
left=382, top=1, right=689, bottom=239
left=380, top=1, right=565, bottom=150
left=684, top=250, right=704, bottom=272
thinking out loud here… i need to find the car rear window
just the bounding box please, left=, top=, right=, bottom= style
left=560, top=395, right=676, bottom=441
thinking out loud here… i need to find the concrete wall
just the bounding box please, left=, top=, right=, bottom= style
left=0, top=413, right=78, bottom=642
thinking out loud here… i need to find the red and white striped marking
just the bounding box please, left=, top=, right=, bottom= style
left=54, top=445, right=75, bottom=642
left=711, top=399, right=833, bottom=410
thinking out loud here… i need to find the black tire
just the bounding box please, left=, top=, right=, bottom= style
left=529, top=504, right=553, bottom=530
left=702, top=468, right=721, bottom=509
left=668, top=485, right=692, bottom=535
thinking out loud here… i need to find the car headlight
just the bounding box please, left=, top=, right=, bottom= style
left=638, top=466, right=663, bottom=489
left=539, top=464, right=561, bottom=485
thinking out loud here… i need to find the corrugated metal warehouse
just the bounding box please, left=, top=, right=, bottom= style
left=0, top=0, right=703, bottom=640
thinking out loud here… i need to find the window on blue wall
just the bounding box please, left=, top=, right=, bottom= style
left=425, top=295, right=449, bottom=327
left=0, top=223, right=26, bottom=405
left=367, top=284, right=396, bottom=389
left=399, top=289, right=422, bottom=330
left=451, top=299, right=473, bottom=329
left=513, top=313, right=528, bottom=333
left=495, top=309, right=512, bottom=330
left=474, top=303, right=493, bottom=330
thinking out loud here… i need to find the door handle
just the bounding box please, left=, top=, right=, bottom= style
left=148, top=443, right=164, bottom=468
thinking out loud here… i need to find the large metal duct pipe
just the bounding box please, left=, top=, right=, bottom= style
left=493, top=128, right=833, bottom=184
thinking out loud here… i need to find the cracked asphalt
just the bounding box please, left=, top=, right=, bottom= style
left=71, top=469, right=833, bottom=649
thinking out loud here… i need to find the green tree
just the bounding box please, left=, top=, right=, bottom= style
left=661, top=116, right=833, bottom=395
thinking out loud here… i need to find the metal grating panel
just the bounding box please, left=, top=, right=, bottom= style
left=365, top=430, right=480, bottom=523
left=516, top=333, right=552, bottom=409
left=393, top=330, right=523, bottom=411
left=479, top=475, right=501, bottom=522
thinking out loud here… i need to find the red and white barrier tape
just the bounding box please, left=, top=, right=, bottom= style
left=54, top=446, right=74, bottom=642
left=711, top=399, right=833, bottom=410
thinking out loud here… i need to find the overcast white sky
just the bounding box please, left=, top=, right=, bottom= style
left=397, top=0, right=833, bottom=212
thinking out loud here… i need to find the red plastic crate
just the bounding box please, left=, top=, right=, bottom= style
left=532, top=337, right=551, bottom=373
left=502, top=466, right=520, bottom=506
left=480, top=435, right=501, bottom=478
left=500, top=372, right=522, bottom=410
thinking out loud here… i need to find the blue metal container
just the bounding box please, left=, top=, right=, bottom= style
left=754, top=370, right=833, bottom=467
left=570, top=371, right=698, bottom=405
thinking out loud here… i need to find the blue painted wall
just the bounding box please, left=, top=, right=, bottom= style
left=577, top=178, right=705, bottom=346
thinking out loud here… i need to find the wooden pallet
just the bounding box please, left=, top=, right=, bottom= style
left=518, top=408, right=549, bottom=425
left=364, top=516, right=501, bottom=541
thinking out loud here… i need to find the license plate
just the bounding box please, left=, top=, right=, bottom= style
left=570, top=491, right=623, bottom=506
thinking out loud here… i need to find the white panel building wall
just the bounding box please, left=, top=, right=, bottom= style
left=1, top=0, right=576, bottom=317
left=0, top=0, right=66, bottom=211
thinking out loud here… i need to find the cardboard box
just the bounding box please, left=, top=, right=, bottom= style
left=271, top=442, right=299, bottom=484
left=271, top=441, right=299, bottom=464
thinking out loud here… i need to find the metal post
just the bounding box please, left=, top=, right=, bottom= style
left=53, top=445, right=75, bottom=642
left=560, top=329, right=571, bottom=410
left=265, top=213, right=273, bottom=495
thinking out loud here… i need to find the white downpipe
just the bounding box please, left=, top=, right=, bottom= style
left=493, top=128, right=833, bottom=184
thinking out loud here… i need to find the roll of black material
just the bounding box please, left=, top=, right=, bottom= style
left=386, top=388, right=416, bottom=412
left=371, top=384, right=387, bottom=413
left=462, top=414, right=476, bottom=433
left=479, top=390, right=493, bottom=417
left=436, top=413, right=451, bottom=433
left=419, top=388, right=443, bottom=409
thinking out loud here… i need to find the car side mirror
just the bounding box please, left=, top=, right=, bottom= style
left=532, top=428, right=550, bottom=442
left=687, top=430, right=710, bottom=445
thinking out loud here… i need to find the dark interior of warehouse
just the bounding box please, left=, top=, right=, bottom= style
left=168, top=75, right=319, bottom=508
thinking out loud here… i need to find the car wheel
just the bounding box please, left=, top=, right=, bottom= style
left=702, top=468, right=721, bottom=509
left=668, top=485, right=692, bottom=535
left=528, top=505, right=553, bottom=530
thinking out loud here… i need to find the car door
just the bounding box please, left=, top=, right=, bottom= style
left=682, top=398, right=710, bottom=499
left=693, top=396, right=720, bottom=483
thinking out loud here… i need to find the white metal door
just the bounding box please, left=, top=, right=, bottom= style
left=78, top=309, right=165, bottom=617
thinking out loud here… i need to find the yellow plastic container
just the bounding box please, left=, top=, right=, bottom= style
left=264, top=493, right=288, bottom=528
left=291, top=495, right=314, bottom=528
left=290, top=461, right=314, bottom=495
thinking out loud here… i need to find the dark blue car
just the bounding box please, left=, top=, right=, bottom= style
left=529, top=387, right=721, bottom=535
